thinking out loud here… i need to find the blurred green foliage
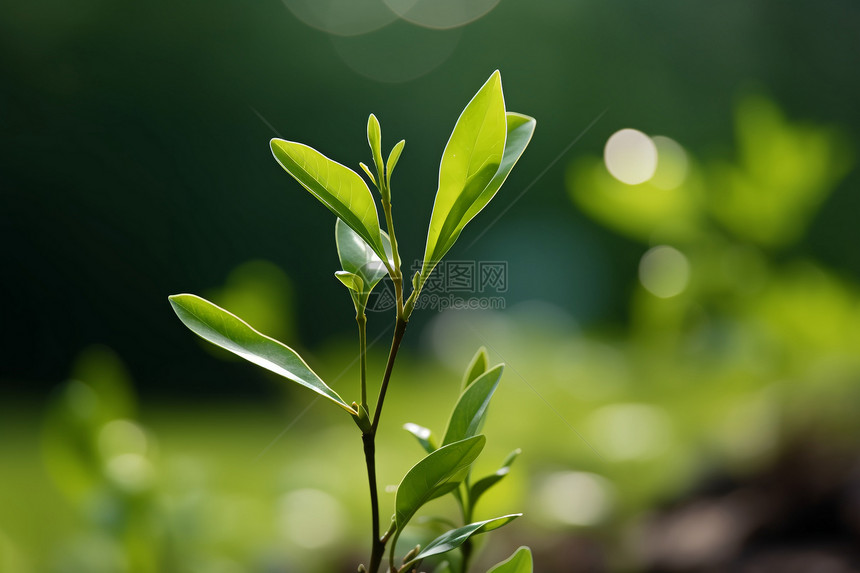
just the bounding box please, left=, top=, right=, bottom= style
left=2, top=92, right=858, bottom=571
left=4, top=0, right=860, bottom=390
left=2, top=0, right=860, bottom=569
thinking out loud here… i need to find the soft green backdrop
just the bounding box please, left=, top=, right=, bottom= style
left=2, top=0, right=859, bottom=571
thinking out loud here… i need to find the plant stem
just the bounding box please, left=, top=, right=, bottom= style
left=380, top=186, right=405, bottom=318
left=461, top=539, right=474, bottom=573
left=460, top=483, right=474, bottom=573
left=363, top=168, right=416, bottom=572
left=371, top=318, right=408, bottom=434
left=389, top=530, right=401, bottom=573
left=364, top=317, right=408, bottom=572
left=363, top=432, right=384, bottom=573
left=357, top=313, right=368, bottom=409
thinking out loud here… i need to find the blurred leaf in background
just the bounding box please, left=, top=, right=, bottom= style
left=41, top=346, right=161, bottom=573
left=709, top=94, right=854, bottom=247
left=205, top=260, right=296, bottom=346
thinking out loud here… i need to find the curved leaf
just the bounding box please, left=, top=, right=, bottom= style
left=336, top=219, right=390, bottom=290
left=487, top=547, right=533, bottom=573
left=334, top=270, right=363, bottom=293
left=359, top=161, right=376, bottom=187
left=407, top=514, right=521, bottom=565
left=270, top=138, right=388, bottom=265
left=367, top=114, right=384, bottom=183
left=395, top=435, right=485, bottom=530
left=422, top=70, right=506, bottom=280
left=336, top=218, right=392, bottom=313
left=462, top=346, right=490, bottom=390
left=421, top=111, right=536, bottom=284
left=459, top=112, right=536, bottom=235
left=168, top=294, right=356, bottom=414
left=469, top=449, right=521, bottom=509
left=403, top=422, right=437, bottom=454
left=442, top=365, right=503, bottom=446
left=386, top=139, right=406, bottom=188
left=420, top=71, right=536, bottom=285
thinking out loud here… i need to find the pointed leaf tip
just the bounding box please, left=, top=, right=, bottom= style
left=168, top=294, right=357, bottom=415
left=403, top=422, right=437, bottom=453
left=406, top=514, right=521, bottom=565
left=334, top=270, right=364, bottom=293
left=420, top=73, right=534, bottom=286
left=487, top=547, right=533, bottom=573
left=469, top=448, right=522, bottom=509
left=359, top=162, right=377, bottom=186
left=462, top=346, right=490, bottom=390
left=367, top=114, right=384, bottom=184
left=443, top=364, right=503, bottom=446
left=386, top=139, right=406, bottom=187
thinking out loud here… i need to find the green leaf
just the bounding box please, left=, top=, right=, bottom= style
left=470, top=449, right=521, bottom=509
left=335, top=218, right=391, bottom=314
left=336, top=218, right=390, bottom=285
left=352, top=402, right=372, bottom=433
left=270, top=138, right=389, bottom=266
left=334, top=270, right=363, bottom=293
left=407, top=514, right=521, bottom=565
left=709, top=95, right=852, bottom=247
left=403, top=422, right=437, bottom=454
left=359, top=161, right=377, bottom=187
left=432, top=562, right=453, bottom=573
left=427, top=481, right=462, bottom=501
left=462, top=346, right=490, bottom=390
left=367, top=114, right=384, bottom=184
left=168, top=294, right=356, bottom=414
left=566, top=155, right=703, bottom=244
left=420, top=70, right=536, bottom=285
left=487, top=547, right=533, bottom=573
left=464, top=112, right=536, bottom=225
left=421, top=71, right=506, bottom=280
left=395, top=435, right=486, bottom=530
left=386, top=139, right=406, bottom=188
left=442, top=365, right=503, bottom=446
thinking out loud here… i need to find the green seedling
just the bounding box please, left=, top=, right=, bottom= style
left=170, top=70, right=535, bottom=573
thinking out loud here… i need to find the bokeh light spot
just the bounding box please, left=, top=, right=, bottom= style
left=383, top=0, right=500, bottom=29
left=588, top=403, right=671, bottom=461
left=98, top=419, right=148, bottom=459
left=330, top=20, right=461, bottom=83
left=536, top=471, right=613, bottom=526
left=282, top=0, right=398, bottom=36
left=639, top=245, right=690, bottom=298
left=278, top=489, right=345, bottom=549
left=604, top=128, right=658, bottom=185
left=105, top=453, right=154, bottom=493
left=650, top=136, right=689, bottom=190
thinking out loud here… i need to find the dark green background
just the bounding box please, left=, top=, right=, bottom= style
left=2, top=0, right=859, bottom=396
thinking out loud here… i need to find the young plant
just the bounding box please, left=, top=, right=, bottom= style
left=169, top=70, right=535, bottom=572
